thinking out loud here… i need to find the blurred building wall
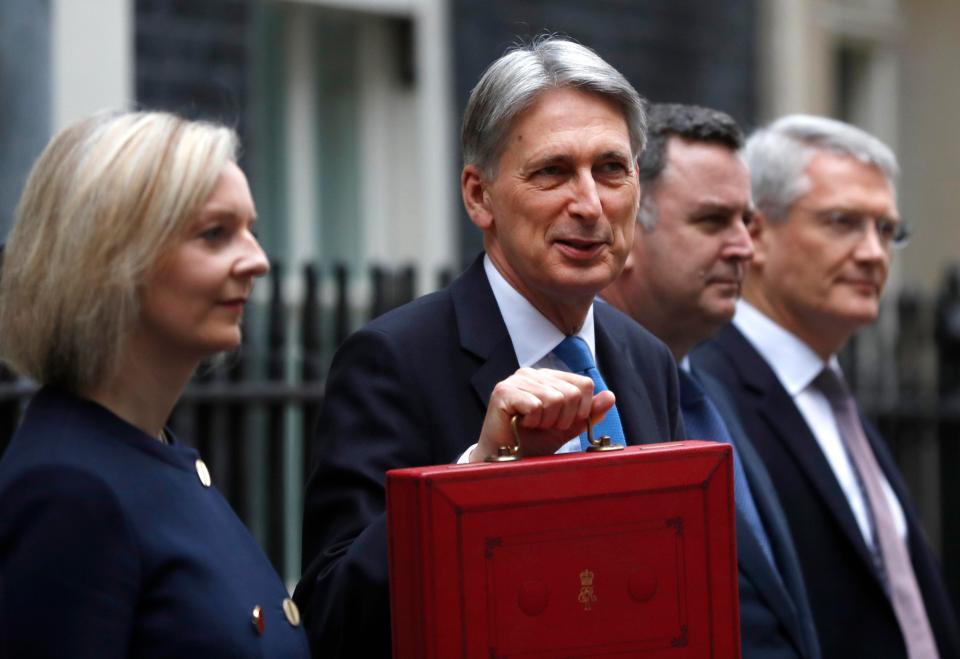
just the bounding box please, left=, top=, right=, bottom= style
left=53, top=0, right=132, bottom=129
left=0, top=0, right=51, bottom=237
left=899, top=0, right=960, bottom=292
left=0, top=0, right=130, bottom=239
left=252, top=0, right=456, bottom=301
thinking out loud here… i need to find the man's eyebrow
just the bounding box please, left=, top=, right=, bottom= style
left=689, top=201, right=753, bottom=218
left=597, top=150, right=631, bottom=161
left=521, top=153, right=572, bottom=173
left=527, top=153, right=571, bottom=166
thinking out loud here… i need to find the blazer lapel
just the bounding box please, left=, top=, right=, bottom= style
left=449, top=256, right=520, bottom=408
left=697, top=368, right=814, bottom=655
left=594, top=318, right=655, bottom=445
left=712, top=325, right=883, bottom=585
left=737, top=427, right=820, bottom=656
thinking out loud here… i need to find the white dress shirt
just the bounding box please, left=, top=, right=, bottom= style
left=734, top=300, right=907, bottom=546
left=457, top=256, right=597, bottom=462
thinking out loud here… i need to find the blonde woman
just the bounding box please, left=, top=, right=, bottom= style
left=0, top=111, right=309, bottom=658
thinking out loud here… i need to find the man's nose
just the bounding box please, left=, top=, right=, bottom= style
left=853, top=220, right=887, bottom=262
left=568, top=172, right=602, bottom=221
left=722, top=218, right=755, bottom=261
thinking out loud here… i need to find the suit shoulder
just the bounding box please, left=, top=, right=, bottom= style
left=324, top=288, right=462, bottom=409
left=0, top=460, right=125, bottom=519
left=595, top=302, right=673, bottom=361
left=359, top=288, right=456, bottom=344
left=0, top=459, right=137, bottom=574
left=692, top=327, right=744, bottom=376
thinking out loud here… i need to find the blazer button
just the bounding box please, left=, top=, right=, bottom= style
left=282, top=597, right=301, bottom=627
left=252, top=605, right=265, bottom=635
left=195, top=459, right=212, bottom=487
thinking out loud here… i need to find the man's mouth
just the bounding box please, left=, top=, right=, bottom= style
left=706, top=265, right=743, bottom=288
left=842, top=278, right=880, bottom=295
left=554, top=238, right=607, bottom=259
left=707, top=276, right=740, bottom=286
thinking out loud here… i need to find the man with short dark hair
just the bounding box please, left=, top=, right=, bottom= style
left=294, top=39, right=683, bottom=657
left=603, top=102, right=821, bottom=659
left=694, top=114, right=960, bottom=658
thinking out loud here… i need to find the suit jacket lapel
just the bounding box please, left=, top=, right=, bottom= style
left=696, top=368, right=814, bottom=655
left=680, top=372, right=816, bottom=656
left=450, top=256, right=520, bottom=408
left=595, top=316, right=654, bottom=446
left=712, top=325, right=883, bottom=584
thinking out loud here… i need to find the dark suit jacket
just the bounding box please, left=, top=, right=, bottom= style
left=693, top=324, right=960, bottom=659
left=0, top=388, right=310, bottom=659
left=689, top=369, right=821, bottom=659
left=294, top=256, right=684, bottom=658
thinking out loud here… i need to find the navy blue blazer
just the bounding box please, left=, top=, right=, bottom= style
left=295, top=256, right=684, bottom=658
left=0, top=388, right=309, bottom=659
left=693, top=324, right=960, bottom=659
left=688, top=368, right=821, bottom=659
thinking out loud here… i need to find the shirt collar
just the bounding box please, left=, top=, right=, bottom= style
left=733, top=299, right=839, bottom=395
left=484, top=254, right=596, bottom=367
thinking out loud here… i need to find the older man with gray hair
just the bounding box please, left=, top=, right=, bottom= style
left=295, top=38, right=683, bottom=657
left=694, top=115, right=960, bottom=658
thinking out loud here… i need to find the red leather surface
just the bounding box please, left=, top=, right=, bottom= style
left=387, top=441, right=739, bottom=658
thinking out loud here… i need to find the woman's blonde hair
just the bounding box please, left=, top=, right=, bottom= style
left=0, top=110, right=238, bottom=392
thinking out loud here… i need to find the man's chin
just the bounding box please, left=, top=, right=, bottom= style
left=551, top=261, right=620, bottom=293
left=702, top=295, right=738, bottom=321
left=831, top=300, right=881, bottom=328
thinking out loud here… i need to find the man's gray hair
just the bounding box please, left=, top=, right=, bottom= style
left=461, top=37, right=646, bottom=177
left=745, top=114, right=899, bottom=222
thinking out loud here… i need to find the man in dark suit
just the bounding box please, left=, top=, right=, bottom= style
left=602, top=102, right=820, bottom=659
left=693, top=114, right=960, bottom=658
left=294, top=39, right=684, bottom=657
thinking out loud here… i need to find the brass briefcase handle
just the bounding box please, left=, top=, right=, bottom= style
left=584, top=414, right=623, bottom=452
left=485, top=416, right=522, bottom=462
left=486, top=415, right=623, bottom=462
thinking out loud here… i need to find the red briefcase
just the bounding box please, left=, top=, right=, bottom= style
left=386, top=440, right=739, bottom=658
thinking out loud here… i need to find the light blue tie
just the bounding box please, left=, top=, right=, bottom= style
left=551, top=336, right=627, bottom=450
left=679, top=370, right=777, bottom=570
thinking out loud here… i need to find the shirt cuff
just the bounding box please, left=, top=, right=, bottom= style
left=457, top=444, right=478, bottom=464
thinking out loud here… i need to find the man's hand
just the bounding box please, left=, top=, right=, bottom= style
left=469, top=367, right=616, bottom=462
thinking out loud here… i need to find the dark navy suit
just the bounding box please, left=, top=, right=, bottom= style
left=0, top=388, right=309, bottom=659
left=694, top=324, right=960, bottom=659
left=294, top=256, right=684, bottom=658
left=687, top=368, right=821, bottom=659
